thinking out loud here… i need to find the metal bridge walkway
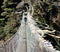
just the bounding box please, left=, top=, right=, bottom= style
left=0, top=12, right=60, bottom=52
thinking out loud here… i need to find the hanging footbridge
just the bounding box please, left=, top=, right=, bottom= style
left=0, top=12, right=60, bottom=52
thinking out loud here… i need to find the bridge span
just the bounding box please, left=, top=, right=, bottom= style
left=0, top=12, right=60, bottom=52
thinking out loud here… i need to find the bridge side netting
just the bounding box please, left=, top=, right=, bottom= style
left=26, top=12, right=58, bottom=52
left=0, top=31, right=19, bottom=52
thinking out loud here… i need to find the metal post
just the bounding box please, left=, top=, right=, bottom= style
left=4, top=43, right=7, bottom=52
left=24, top=17, right=27, bottom=52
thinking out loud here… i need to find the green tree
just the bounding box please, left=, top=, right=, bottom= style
left=0, top=0, right=21, bottom=41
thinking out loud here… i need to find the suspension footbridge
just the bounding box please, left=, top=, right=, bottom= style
left=0, top=11, right=60, bottom=52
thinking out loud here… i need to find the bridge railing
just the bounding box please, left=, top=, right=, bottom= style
left=0, top=31, right=19, bottom=52
left=27, top=24, right=59, bottom=52
left=27, top=12, right=60, bottom=52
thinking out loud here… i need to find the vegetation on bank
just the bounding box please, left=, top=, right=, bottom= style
left=33, top=1, right=60, bottom=50
left=0, top=0, right=21, bottom=43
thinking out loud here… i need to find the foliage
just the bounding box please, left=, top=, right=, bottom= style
left=0, top=0, right=21, bottom=42
left=33, top=0, right=60, bottom=50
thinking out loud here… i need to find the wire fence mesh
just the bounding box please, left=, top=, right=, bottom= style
left=0, top=32, right=19, bottom=52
